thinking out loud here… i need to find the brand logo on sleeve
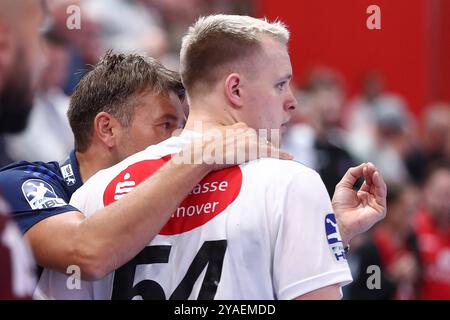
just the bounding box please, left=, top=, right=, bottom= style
left=325, top=213, right=347, bottom=262
left=103, top=156, right=242, bottom=235
left=60, top=164, right=76, bottom=186
left=21, top=179, right=67, bottom=210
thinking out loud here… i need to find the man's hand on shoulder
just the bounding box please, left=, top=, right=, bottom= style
left=175, top=122, right=293, bottom=171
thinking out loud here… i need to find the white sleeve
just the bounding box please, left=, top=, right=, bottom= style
left=69, top=181, right=102, bottom=218
left=69, top=184, right=88, bottom=211
left=271, top=167, right=353, bottom=300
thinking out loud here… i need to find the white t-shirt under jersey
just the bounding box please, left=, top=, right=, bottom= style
left=35, top=130, right=352, bottom=300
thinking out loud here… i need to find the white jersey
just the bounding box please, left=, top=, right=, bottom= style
left=35, top=131, right=352, bottom=300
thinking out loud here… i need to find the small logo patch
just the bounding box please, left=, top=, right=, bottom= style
left=22, top=179, right=67, bottom=210
left=325, top=213, right=347, bottom=262
left=60, top=164, right=76, bottom=186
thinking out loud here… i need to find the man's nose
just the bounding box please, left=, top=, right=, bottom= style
left=285, top=88, right=298, bottom=111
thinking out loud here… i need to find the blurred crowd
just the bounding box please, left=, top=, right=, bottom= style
left=283, top=67, right=450, bottom=300
left=0, top=0, right=448, bottom=300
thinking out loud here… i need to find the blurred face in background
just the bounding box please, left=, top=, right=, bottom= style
left=0, top=0, right=46, bottom=133
left=361, top=72, right=383, bottom=101
left=311, top=86, right=344, bottom=128
left=387, top=187, right=419, bottom=237
left=425, top=168, right=450, bottom=227
left=300, top=67, right=345, bottom=133
left=144, top=0, right=205, bottom=25
left=424, top=104, right=450, bottom=157
left=445, top=131, right=450, bottom=160
left=39, top=39, right=69, bottom=91
left=48, top=0, right=101, bottom=66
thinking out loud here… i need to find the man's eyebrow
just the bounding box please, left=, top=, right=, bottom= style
left=154, top=114, right=179, bottom=122
left=277, top=74, right=292, bottom=82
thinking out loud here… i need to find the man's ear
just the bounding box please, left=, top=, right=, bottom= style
left=224, top=73, right=243, bottom=109
left=93, top=112, right=122, bottom=148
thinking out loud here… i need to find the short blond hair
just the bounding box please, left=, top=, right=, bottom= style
left=180, top=14, right=289, bottom=95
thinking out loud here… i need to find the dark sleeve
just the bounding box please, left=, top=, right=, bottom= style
left=0, top=164, right=79, bottom=234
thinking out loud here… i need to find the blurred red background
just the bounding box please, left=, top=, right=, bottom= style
left=256, top=0, right=450, bottom=118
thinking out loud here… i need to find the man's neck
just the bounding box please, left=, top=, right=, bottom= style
left=75, top=145, right=116, bottom=183
left=184, top=102, right=238, bottom=133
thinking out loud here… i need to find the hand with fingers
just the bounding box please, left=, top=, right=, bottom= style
left=332, top=162, right=387, bottom=245
left=178, top=122, right=293, bottom=171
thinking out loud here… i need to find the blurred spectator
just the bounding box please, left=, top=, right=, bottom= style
left=423, top=103, right=450, bottom=163
left=46, top=0, right=102, bottom=95
left=415, top=161, right=450, bottom=299
left=445, top=130, right=450, bottom=163
left=140, top=0, right=253, bottom=70
left=0, top=1, right=47, bottom=167
left=142, top=0, right=237, bottom=46
left=5, top=30, right=73, bottom=162
left=47, top=0, right=101, bottom=67
left=398, top=102, right=450, bottom=186
left=0, top=0, right=44, bottom=299
left=368, top=101, right=414, bottom=186
left=42, top=0, right=254, bottom=95
left=345, top=185, right=422, bottom=300
left=283, top=67, right=356, bottom=196
left=82, top=0, right=169, bottom=59
left=344, top=72, right=412, bottom=162
left=344, top=72, right=420, bottom=186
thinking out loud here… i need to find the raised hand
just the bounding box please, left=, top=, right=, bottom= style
left=332, top=163, right=387, bottom=245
